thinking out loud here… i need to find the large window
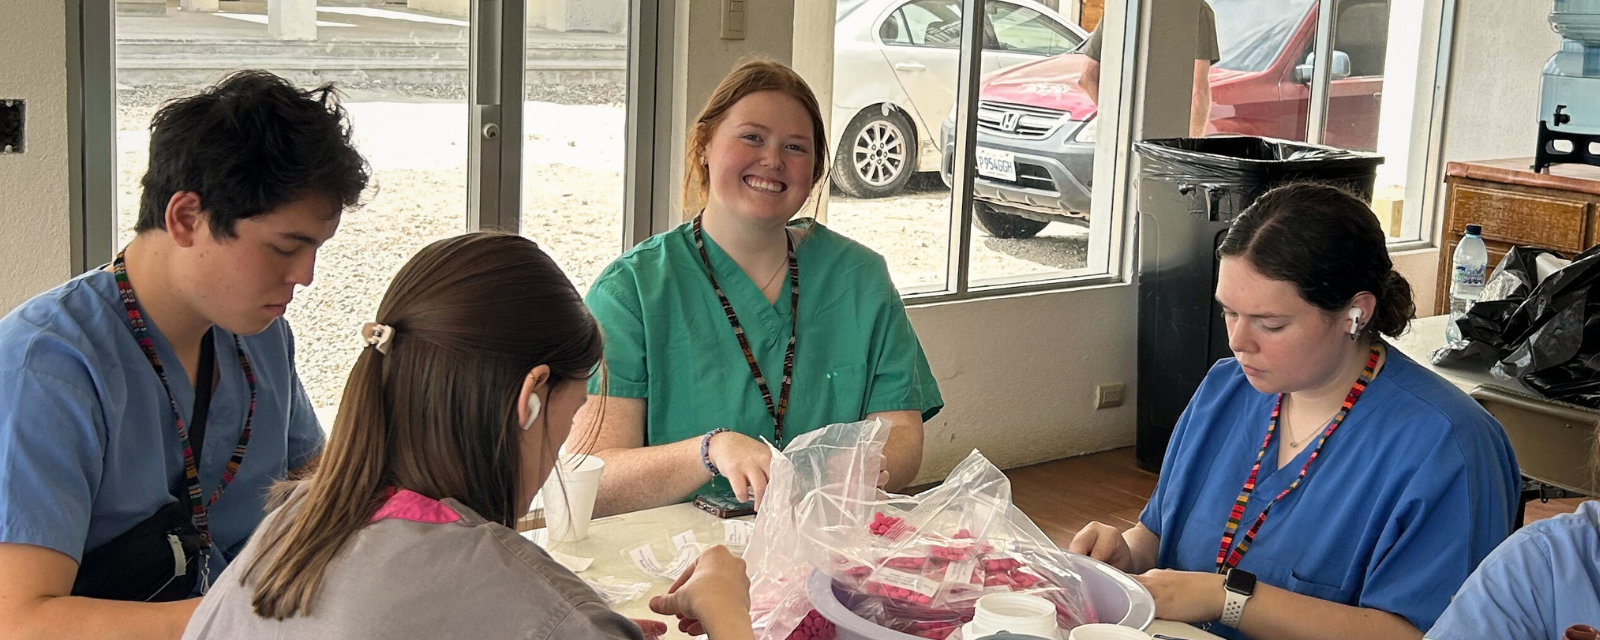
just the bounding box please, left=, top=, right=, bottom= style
left=88, top=0, right=1451, bottom=325
left=106, top=0, right=642, bottom=421
left=821, top=0, right=1105, bottom=294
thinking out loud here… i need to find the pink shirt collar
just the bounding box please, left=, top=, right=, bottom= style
left=370, top=488, right=462, bottom=525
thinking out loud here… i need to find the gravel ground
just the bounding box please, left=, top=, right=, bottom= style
left=116, top=85, right=1087, bottom=412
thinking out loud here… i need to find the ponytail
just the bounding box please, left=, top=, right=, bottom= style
left=246, top=348, right=391, bottom=620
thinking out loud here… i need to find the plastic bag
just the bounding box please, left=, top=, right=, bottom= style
left=745, top=420, right=1095, bottom=640
left=1134, top=136, right=1382, bottom=222
left=746, top=419, right=890, bottom=640
left=1434, top=244, right=1600, bottom=407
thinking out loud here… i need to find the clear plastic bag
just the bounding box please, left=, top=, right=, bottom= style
left=746, top=420, right=1095, bottom=640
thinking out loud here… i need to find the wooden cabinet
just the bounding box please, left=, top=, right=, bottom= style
left=1434, top=159, right=1600, bottom=316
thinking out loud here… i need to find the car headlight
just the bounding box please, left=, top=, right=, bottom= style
left=1072, top=118, right=1096, bottom=144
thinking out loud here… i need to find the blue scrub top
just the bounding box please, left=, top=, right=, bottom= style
left=0, top=270, right=324, bottom=593
left=1141, top=347, right=1520, bottom=637
left=1427, top=500, right=1600, bottom=640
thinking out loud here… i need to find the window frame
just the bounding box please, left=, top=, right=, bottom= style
left=71, top=0, right=661, bottom=272
left=71, top=0, right=1455, bottom=302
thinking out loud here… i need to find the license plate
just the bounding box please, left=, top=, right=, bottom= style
left=975, top=147, right=1016, bottom=182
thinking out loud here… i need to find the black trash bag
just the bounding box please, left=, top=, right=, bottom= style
left=1434, top=247, right=1567, bottom=365
left=1434, top=244, right=1600, bottom=408
left=1134, top=136, right=1383, bottom=222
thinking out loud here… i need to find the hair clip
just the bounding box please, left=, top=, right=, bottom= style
left=360, top=322, right=395, bottom=355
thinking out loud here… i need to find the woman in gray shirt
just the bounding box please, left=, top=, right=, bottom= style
left=183, top=233, right=755, bottom=640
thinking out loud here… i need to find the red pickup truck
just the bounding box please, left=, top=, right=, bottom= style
left=940, top=0, right=1387, bottom=238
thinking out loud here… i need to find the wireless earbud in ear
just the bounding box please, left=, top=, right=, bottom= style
left=520, top=395, right=542, bottom=431
left=1347, top=307, right=1362, bottom=336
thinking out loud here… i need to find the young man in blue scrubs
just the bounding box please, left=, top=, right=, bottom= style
left=0, top=71, right=368, bottom=640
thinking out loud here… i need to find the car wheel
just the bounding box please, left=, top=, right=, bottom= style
left=832, top=108, right=916, bottom=199
left=973, top=202, right=1049, bottom=239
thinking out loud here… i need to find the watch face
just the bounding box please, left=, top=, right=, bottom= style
left=1226, top=569, right=1257, bottom=594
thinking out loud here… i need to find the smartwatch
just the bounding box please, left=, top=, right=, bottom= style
left=1221, top=568, right=1256, bottom=628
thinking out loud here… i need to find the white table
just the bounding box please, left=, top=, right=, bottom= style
left=1391, top=315, right=1530, bottom=394
left=535, top=502, right=1221, bottom=640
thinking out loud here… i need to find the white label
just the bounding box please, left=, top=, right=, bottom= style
left=723, top=520, right=754, bottom=546
left=874, top=568, right=939, bottom=597
left=628, top=543, right=696, bottom=581
left=627, top=544, right=669, bottom=576
left=662, top=547, right=696, bottom=579
left=547, top=548, right=594, bottom=573
left=671, top=529, right=700, bottom=553
left=975, top=147, right=1017, bottom=182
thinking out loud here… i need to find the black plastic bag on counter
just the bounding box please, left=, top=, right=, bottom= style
left=1434, top=247, right=1567, bottom=364
left=1434, top=244, right=1600, bottom=408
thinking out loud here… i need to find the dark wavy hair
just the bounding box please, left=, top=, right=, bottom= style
left=136, top=70, right=370, bottom=237
left=1218, top=182, right=1416, bottom=341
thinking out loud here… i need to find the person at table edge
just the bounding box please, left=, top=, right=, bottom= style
left=1071, top=183, right=1520, bottom=640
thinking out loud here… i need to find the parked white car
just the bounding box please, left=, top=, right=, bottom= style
left=831, top=0, right=1086, bottom=198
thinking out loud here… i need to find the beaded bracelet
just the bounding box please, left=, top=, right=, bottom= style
left=701, top=428, right=729, bottom=477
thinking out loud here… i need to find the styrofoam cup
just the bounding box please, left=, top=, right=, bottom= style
left=962, top=593, right=1063, bottom=640
left=1067, top=623, right=1153, bottom=640
left=541, top=454, right=605, bottom=542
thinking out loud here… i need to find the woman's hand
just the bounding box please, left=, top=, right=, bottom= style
left=707, top=431, right=774, bottom=505
left=1134, top=569, right=1226, bottom=623
left=1068, top=522, right=1136, bottom=573
left=649, top=546, right=752, bottom=637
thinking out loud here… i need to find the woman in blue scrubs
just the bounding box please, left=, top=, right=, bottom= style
left=1071, top=183, right=1521, bottom=640
left=1427, top=473, right=1600, bottom=639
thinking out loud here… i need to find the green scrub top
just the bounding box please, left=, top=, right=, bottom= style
left=585, top=218, right=943, bottom=468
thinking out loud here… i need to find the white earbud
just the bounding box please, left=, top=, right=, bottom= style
left=519, top=395, right=542, bottom=431
left=1347, top=307, right=1362, bottom=335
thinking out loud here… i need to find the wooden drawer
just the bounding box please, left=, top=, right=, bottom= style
left=1446, top=184, right=1590, bottom=253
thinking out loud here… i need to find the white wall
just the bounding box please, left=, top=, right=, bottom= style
left=1436, top=0, right=1556, bottom=168
left=1403, top=0, right=1559, bottom=311
left=908, top=286, right=1138, bottom=483
left=0, top=0, right=73, bottom=313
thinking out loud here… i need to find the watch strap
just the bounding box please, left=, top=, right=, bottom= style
left=1221, top=585, right=1250, bottom=628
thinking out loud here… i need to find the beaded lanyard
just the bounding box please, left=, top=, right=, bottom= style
left=1215, top=343, right=1383, bottom=573
left=112, top=252, right=258, bottom=587
left=691, top=215, right=800, bottom=445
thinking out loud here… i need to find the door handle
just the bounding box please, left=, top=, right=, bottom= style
left=894, top=61, right=927, bottom=72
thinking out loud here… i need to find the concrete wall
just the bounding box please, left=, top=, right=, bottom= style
left=1436, top=0, right=1556, bottom=169
left=0, top=1, right=73, bottom=313
left=908, top=286, right=1139, bottom=481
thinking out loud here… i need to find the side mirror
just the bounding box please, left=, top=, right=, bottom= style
left=1293, top=50, right=1354, bottom=84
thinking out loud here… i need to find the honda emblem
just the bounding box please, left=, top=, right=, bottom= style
left=1000, top=112, right=1021, bottom=132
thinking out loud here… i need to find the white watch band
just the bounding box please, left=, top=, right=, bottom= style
left=1221, top=588, right=1251, bottom=628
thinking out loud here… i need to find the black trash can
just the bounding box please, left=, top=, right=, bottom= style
left=1134, top=136, right=1383, bottom=472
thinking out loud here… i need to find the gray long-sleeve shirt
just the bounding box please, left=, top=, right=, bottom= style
left=183, top=489, right=646, bottom=640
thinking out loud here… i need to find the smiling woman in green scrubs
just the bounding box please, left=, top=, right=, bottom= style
left=574, top=61, right=943, bottom=517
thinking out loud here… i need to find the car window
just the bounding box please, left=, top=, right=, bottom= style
left=1212, top=0, right=1316, bottom=72
left=838, top=0, right=871, bottom=22
left=985, top=2, right=1082, bottom=56
left=1332, top=0, right=1388, bottom=77
left=880, top=0, right=963, bottom=48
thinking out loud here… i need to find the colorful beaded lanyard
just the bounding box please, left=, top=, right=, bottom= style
left=1215, top=343, right=1383, bottom=573
left=112, top=252, right=258, bottom=586
left=691, top=215, right=800, bottom=445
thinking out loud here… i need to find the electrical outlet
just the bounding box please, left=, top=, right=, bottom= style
left=1095, top=383, right=1125, bottom=409
left=720, top=0, right=745, bottom=40
left=0, top=99, right=23, bottom=154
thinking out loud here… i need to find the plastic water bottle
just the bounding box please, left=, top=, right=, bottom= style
left=1446, top=223, right=1488, bottom=343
